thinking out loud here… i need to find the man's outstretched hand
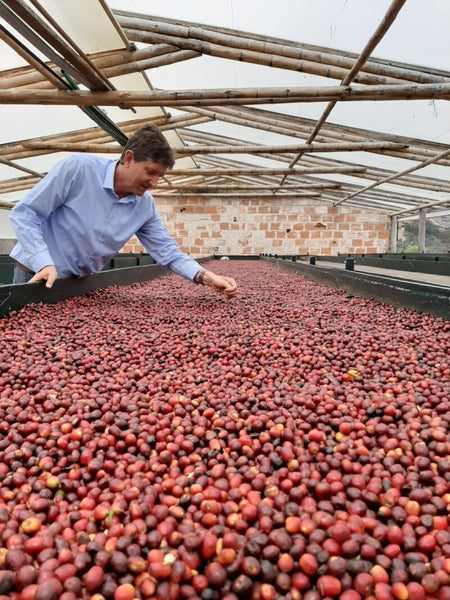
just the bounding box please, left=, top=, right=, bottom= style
left=197, top=270, right=238, bottom=298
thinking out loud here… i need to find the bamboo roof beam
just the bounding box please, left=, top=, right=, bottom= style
left=181, top=126, right=448, bottom=168
left=0, top=177, right=41, bottom=195
left=290, top=0, right=407, bottom=172
left=155, top=183, right=342, bottom=192
left=115, top=12, right=450, bottom=86
left=390, top=198, right=450, bottom=216
left=193, top=155, right=443, bottom=211
left=163, top=116, right=213, bottom=131
left=320, top=187, right=420, bottom=206
left=0, top=23, right=67, bottom=90
left=22, top=140, right=408, bottom=156
left=324, top=183, right=440, bottom=207
left=155, top=192, right=321, bottom=199
left=320, top=193, right=405, bottom=211
left=254, top=150, right=450, bottom=192
left=122, top=12, right=450, bottom=81
left=28, top=0, right=116, bottom=90
left=22, top=142, right=123, bottom=153
left=121, top=28, right=397, bottom=86
left=183, top=108, right=449, bottom=166
left=1, top=0, right=112, bottom=90
left=303, top=158, right=450, bottom=193
left=97, top=0, right=134, bottom=51
left=174, top=141, right=408, bottom=156
left=0, top=200, right=15, bottom=209
left=0, top=157, right=44, bottom=178
left=0, top=116, right=171, bottom=161
left=166, top=166, right=368, bottom=176
left=182, top=105, right=450, bottom=158
left=104, top=50, right=201, bottom=78
left=334, top=147, right=450, bottom=206
left=182, top=129, right=450, bottom=185
left=0, top=45, right=181, bottom=90
left=1, top=82, right=450, bottom=107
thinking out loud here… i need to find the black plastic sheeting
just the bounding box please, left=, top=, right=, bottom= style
left=320, top=253, right=450, bottom=276
left=0, top=264, right=167, bottom=318
left=268, top=257, right=450, bottom=320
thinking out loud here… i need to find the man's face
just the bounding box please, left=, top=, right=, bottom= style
left=124, top=151, right=167, bottom=196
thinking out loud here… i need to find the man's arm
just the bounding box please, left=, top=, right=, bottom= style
left=10, top=155, right=80, bottom=277
left=135, top=200, right=238, bottom=296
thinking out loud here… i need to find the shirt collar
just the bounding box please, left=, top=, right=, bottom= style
left=103, top=160, right=137, bottom=204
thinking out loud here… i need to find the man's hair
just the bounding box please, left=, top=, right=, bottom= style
left=120, top=124, right=175, bottom=169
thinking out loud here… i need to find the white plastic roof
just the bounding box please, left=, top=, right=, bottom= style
left=0, top=0, right=449, bottom=236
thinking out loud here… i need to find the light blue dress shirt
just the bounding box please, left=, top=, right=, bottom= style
left=10, top=154, right=202, bottom=281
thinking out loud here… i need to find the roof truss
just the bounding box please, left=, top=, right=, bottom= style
left=0, top=0, right=449, bottom=218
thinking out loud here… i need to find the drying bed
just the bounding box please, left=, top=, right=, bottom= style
left=0, top=261, right=449, bottom=600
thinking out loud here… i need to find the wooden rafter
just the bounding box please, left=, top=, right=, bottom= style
left=1, top=82, right=450, bottom=109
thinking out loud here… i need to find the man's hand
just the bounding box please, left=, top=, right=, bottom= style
left=29, top=265, right=58, bottom=289
left=198, top=270, right=238, bottom=298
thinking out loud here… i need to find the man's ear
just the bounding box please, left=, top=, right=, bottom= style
left=123, top=150, right=134, bottom=167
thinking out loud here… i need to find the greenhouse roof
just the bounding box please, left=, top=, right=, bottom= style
left=0, top=0, right=449, bottom=226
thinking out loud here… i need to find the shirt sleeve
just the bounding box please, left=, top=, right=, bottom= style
left=135, top=207, right=202, bottom=281
left=9, top=156, right=79, bottom=273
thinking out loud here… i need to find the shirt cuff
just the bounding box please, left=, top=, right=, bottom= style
left=30, top=251, right=55, bottom=274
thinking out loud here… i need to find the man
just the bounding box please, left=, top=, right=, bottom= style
left=9, top=124, right=237, bottom=298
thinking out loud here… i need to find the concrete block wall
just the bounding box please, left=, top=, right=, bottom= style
left=120, top=196, right=390, bottom=257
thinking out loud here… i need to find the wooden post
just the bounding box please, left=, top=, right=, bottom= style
left=418, top=209, right=426, bottom=253
left=389, top=216, right=398, bottom=253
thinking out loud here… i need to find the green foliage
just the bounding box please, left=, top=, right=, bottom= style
left=399, top=218, right=449, bottom=253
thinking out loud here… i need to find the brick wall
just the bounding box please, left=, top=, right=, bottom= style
left=120, top=196, right=390, bottom=257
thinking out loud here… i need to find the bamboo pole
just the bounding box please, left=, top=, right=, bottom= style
left=23, top=142, right=122, bottom=153
left=0, top=178, right=40, bottom=194
left=182, top=105, right=450, bottom=165
left=0, top=25, right=67, bottom=90
left=8, top=0, right=113, bottom=90
left=155, top=192, right=321, bottom=199
left=157, top=184, right=341, bottom=193
left=190, top=156, right=438, bottom=212
left=391, top=198, right=450, bottom=216
left=0, top=200, right=16, bottom=209
left=181, top=125, right=450, bottom=169
left=121, top=28, right=393, bottom=86
left=21, top=139, right=408, bottom=156
left=325, top=182, right=440, bottom=206
left=116, top=12, right=446, bottom=79
left=166, top=166, right=367, bottom=176
left=116, top=13, right=450, bottom=85
left=104, top=50, right=201, bottom=78
left=0, top=116, right=169, bottom=161
left=28, top=0, right=116, bottom=91
left=1, top=83, right=450, bottom=106
left=98, top=0, right=134, bottom=51
left=334, top=147, right=450, bottom=206
left=0, top=45, right=180, bottom=90
left=173, top=141, right=408, bottom=156
left=0, top=157, right=44, bottom=177
left=289, top=0, right=407, bottom=173
left=162, top=116, right=212, bottom=131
